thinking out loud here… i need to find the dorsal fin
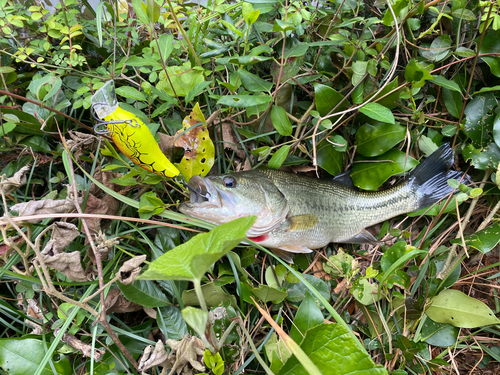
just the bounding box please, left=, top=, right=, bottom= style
left=332, top=168, right=355, bottom=188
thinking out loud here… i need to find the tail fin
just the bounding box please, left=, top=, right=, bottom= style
left=408, top=143, right=468, bottom=210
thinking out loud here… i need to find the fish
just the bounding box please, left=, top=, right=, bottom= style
left=179, top=144, right=466, bottom=261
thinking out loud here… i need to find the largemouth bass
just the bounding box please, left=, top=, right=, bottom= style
left=179, top=144, right=466, bottom=260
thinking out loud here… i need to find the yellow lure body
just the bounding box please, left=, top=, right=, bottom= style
left=103, top=105, right=180, bottom=178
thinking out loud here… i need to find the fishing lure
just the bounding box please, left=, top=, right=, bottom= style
left=91, top=81, right=180, bottom=178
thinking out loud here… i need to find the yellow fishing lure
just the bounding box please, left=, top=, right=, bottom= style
left=91, top=81, right=180, bottom=178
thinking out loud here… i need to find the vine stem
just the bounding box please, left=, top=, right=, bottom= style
left=165, top=0, right=202, bottom=68
left=193, top=278, right=208, bottom=312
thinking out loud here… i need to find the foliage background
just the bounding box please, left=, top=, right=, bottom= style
left=1, top=0, right=500, bottom=373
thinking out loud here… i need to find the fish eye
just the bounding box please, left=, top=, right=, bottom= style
left=223, top=176, right=237, bottom=188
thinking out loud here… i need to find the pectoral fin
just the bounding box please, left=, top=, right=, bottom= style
left=285, top=214, right=319, bottom=232
left=342, top=229, right=382, bottom=245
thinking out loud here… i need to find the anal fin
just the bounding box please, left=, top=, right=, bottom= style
left=342, top=229, right=382, bottom=245
left=271, top=245, right=313, bottom=263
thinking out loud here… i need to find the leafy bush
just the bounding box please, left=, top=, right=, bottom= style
left=1, top=0, right=500, bottom=374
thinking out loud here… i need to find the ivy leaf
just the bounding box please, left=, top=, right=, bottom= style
left=270, top=105, right=292, bottom=136
left=359, top=103, right=395, bottom=124
left=427, top=289, right=500, bottom=328
left=355, top=122, right=406, bottom=157
left=278, top=323, right=388, bottom=375
left=351, top=149, right=418, bottom=190
left=314, top=83, right=348, bottom=117
left=464, top=93, right=498, bottom=148
left=450, top=223, right=500, bottom=254
left=140, top=217, right=256, bottom=282
left=217, top=94, right=272, bottom=108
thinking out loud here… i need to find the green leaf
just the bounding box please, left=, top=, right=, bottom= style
left=157, top=64, right=205, bottom=97
left=355, top=122, right=406, bottom=157
left=368, top=77, right=399, bottom=110
left=284, top=43, right=309, bottom=59
left=316, top=141, right=343, bottom=176
left=314, top=83, right=348, bottom=117
left=243, top=283, right=287, bottom=304
left=182, top=306, right=209, bottom=339
left=421, top=34, right=452, bottom=62
left=462, top=142, right=500, bottom=170
left=118, top=279, right=170, bottom=308
left=241, top=2, right=260, bottom=25
left=464, top=93, right=498, bottom=148
left=278, top=323, right=388, bottom=375
left=286, top=274, right=330, bottom=303
left=442, top=88, right=463, bottom=118
left=182, top=281, right=236, bottom=307
left=115, top=86, right=146, bottom=101
left=238, top=69, right=273, bottom=92
left=268, top=145, right=290, bottom=169
left=421, top=319, right=459, bottom=348
left=0, top=338, right=71, bottom=375
left=217, top=94, right=272, bottom=108
left=358, top=103, right=395, bottom=124
left=131, top=0, right=149, bottom=26
left=290, top=293, right=324, bottom=343
left=404, top=59, right=434, bottom=89
left=158, top=34, right=174, bottom=61
left=146, top=0, right=160, bottom=23
left=479, top=29, right=500, bottom=78
left=140, top=217, right=256, bottom=281
left=432, top=75, right=461, bottom=92
left=450, top=223, right=500, bottom=254
left=270, top=105, right=292, bottom=136
left=0, top=122, right=16, bottom=136
left=125, top=55, right=160, bottom=67
left=382, top=0, right=408, bottom=26
left=455, top=47, right=476, bottom=57
left=426, top=289, right=500, bottom=328
left=157, top=305, right=188, bottom=341
left=418, top=135, right=438, bottom=156
left=272, top=19, right=295, bottom=32
left=351, top=279, right=382, bottom=305
left=351, top=149, right=418, bottom=190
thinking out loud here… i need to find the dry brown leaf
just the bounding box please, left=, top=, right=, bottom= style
left=220, top=122, right=246, bottom=159
left=55, top=329, right=104, bottom=361
left=40, top=249, right=89, bottom=282
left=83, top=193, right=110, bottom=234
left=0, top=165, right=31, bottom=195
left=138, top=340, right=169, bottom=373
left=23, top=299, right=45, bottom=335
left=118, top=255, right=147, bottom=285
left=158, top=133, right=176, bottom=159
left=9, top=197, right=80, bottom=223
left=39, top=222, right=88, bottom=282
left=67, top=131, right=100, bottom=160
left=104, top=288, right=142, bottom=314
left=94, top=231, right=119, bottom=259
left=165, top=336, right=206, bottom=374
